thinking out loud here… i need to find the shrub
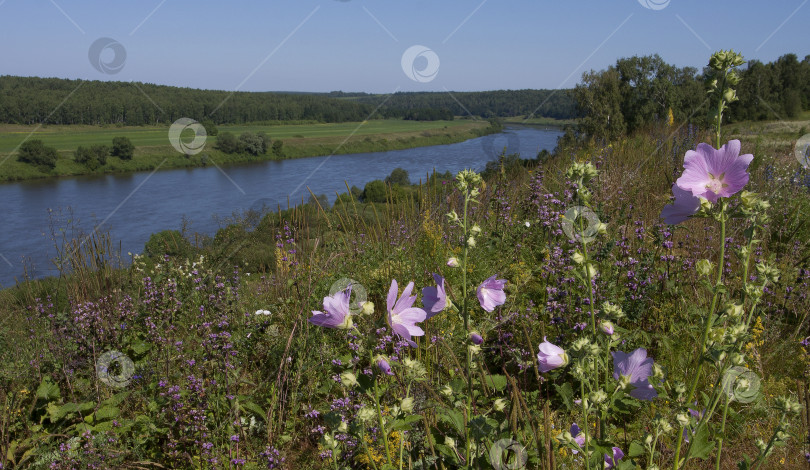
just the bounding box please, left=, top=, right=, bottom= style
left=362, top=179, right=387, bottom=203
left=384, top=167, right=410, bottom=186
left=74, top=145, right=109, bottom=170
left=216, top=131, right=239, bottom=154
left=17, top=139, right=59, bottom=169
left=111, top=136, right=135, bottom=160
left=144, top=230, right=193, bottom=259
left=238, top=132, right=266, bottom=156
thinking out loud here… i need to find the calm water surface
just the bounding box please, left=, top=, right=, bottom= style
left=0, top=126, right=561, bottom=286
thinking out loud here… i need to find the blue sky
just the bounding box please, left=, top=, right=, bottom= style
left=0, top=0, right=807, bottom=93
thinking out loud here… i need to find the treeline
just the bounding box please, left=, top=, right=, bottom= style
left=330, top=89, right=577, bottom=120
left=0, top=76, right=575, bottom=126
left=0, top=76, right=374, bottom=126
left=573, top=53, right=810, bottom=141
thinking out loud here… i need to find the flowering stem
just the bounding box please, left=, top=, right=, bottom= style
left=462, top=190, right=473, bottom=469
left=371, top=354, right=393, bottom=465
left=715, top=71, right=727, bottom=149
left=360, top=425, right=380, bottom=470
left=714, top=394, right=731, bottom=470
left=580, top=380, right=591, bottom=470
left=674, top=209, right=727, bottom=469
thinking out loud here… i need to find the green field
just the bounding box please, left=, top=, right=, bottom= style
left=0, top=119, right=495, bottom=182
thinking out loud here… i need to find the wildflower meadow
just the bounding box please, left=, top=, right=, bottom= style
left=1, top=50, right=809, bottom=470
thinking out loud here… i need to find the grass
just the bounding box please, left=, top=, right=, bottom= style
left=502, top=116, right=577, bottom=127
left=0, top=117, right=808, bottom=469
left=0, top=119, right=495, bottom=182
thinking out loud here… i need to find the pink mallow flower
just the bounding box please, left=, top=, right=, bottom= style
left=676, top=139, right=753, bottom=203
left=604, top=447, right=624, bottom=469
left=612, top=348, right=658, bottom=401
left=537, top=337, right=569, bottom=373
left=477, top=275, right=507, bottom=312
left=660, top=183, right=701, bottom=225
left=421, top=273, right=447, bottom=318
left=387, top=279, right=427, bottom=347
left=308, top=286, right=353, bottom=329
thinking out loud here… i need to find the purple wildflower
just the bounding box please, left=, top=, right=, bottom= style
left=661, top=183, right=701, bottom=225
left=612, top=348, right=658, bottom=400
left=376, top=357, right=393, bottom=375
left=469, top=332, right=483, bottom=345
left=537, top=337, right=569, bottom=373
left=477, top=275, right=507, bottom=312
left=386, top=280, right=427, bottom=347
left=604, top=447, right=624, bottom=468
left=570, top=423, right=585, bottom=454
left=421, top=273, right=448, bottom=318
left=676, top=140, right=753, bottom=203
left=309, top=286, right=353, bottom=329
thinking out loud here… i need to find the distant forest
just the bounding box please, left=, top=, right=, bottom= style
left=0, top=76, right=576, bottom=126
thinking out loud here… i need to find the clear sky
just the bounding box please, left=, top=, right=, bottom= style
left=0, top=0, right=807, bottom=93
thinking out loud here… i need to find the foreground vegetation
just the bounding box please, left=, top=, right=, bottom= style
left=1, top=50, right=809, bottom=470
left=0, top=119, right=498, bottom=182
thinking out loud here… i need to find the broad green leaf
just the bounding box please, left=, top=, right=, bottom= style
left=685, top=425, right=715, bottom=460
left=35, top=376, right=60, bottom=402
left=241, top=401, right=266, bottom=421
left=628, top=440, right=646, bottom=458
left=484, top=374, right=508, bottom=392
left=554, top=383, right=574, bottom=411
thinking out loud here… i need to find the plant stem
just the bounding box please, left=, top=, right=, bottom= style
left=462, top=191, right=473, bottom=469
left=372, top=353, right=393, bottom=465
left=361, top=425, right=380, bottom=470
left=714, top=394, right=731, bottom=470
left=581, top=380, right=591, bottom=470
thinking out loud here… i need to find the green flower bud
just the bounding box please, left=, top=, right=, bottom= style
left=494, top=398, right=508, bottom=411
left=696, top=259, right=714, bottom=277
left=571, top=251, right=585, bottom=265
left=676, top=413, right=690, bottom=427
left=340, top=371, right=359, bottom=388
left=357, top=406, right=376, bottom=423
left=400, top=397, right=414, bottom=413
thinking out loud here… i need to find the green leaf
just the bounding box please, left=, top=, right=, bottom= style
left=241, top=401, right=266, bottom=421
left=437, top=409, right=465, bottom=435
left=390, top=415, right=422, bottom=432
left=94, top=405, right=120, bottom=422
left=628, top=440, right=646, bottom=458
left=35, top=376, right=60, bottom=402
left=554, top=383, right=574, bottom=411
left=484, top=374, right=508, bottom=392
left=130, top=339, right=151, bottom=356
left=685, top=425, right=715, bottom=460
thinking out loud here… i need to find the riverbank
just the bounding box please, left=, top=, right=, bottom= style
left=0, top=119, right=500, bottom=182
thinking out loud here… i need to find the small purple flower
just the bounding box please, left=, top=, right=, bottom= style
left=600, top=321, right=615, bottom=336
left=477, top=275, right=507, bottom=312
left=661, top=183, right=700, bottom=225
left=604, top=447, right=624, bottom=469
left=309, top=285, right=353, bottom=329
left=676, top=140, right=753, bottom=203
left=612, top=348, right=657, bottom=400
left=570, top=423, right=585, bottom=454
left=469, top=332, right=483, bottom=345
left=537, top=337, right=568, bottom=373
left=376, top=357, right=393, bottom=375
left=387, top=280, right=427, bottom=347
left=421, top=273, right=448, bottom=318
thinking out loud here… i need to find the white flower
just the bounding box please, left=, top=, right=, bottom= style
left=255, top=309, right=271, bottom=316
left=447, top=257, right=460, bottom=268
left=524, top=221, right=531, bottom=228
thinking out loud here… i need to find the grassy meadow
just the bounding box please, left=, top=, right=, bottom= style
left=0, top=119, right=495, bottom=182
left=0, top=113, right=808, bottom=469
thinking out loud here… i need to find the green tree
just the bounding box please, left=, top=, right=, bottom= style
left=75, top=144, right=109, bottom=170
left=573, top=67, right=626, bottom=142
left=111, top=136, right=134, bottom=160
left=17, top=139, right=59, bottom=169
left=384, top=168, right=410, bottom=186
left=362, top=180, right=387, bottom=203
left=216, top=132, right=239, bottom=154
left=238, top=132, right=266, bottom=155
left=271, top=140, right=285, bottom=157
left=201, top=119, right=218, bottom=136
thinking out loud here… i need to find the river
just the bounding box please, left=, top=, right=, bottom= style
left=0, top=126, right=561, bottom=287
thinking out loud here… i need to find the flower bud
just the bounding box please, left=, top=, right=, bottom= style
left=445, top=436, right=456, bottom=449
left=357, top=406, right=375, bottom=423
left=400, top=397, right=414, bottom=413
left=338, top=421, right=348, bottom=433
left=361, top=301, right=375, bottom=315
left=675, top=413, right=690, bottom=427
left=644, top=433, right=654, bottom=445
left=470, top=332, right=484, bottom=345
left=597, top=222, right=608, bottom=235
left=571, top=251, right=585, bottom=265
left=375, top=356, right=393, bottom=375
left=469, top=344, right=482, bottom=356
left=467, top=236, right=476, bottom=248
left=493, top=398, right=507, bottom=411
left=725, top=303, right=744, bottom=319
left=447, top=257, right=460, bottom=268
left=585, top=263, right=598, bottom=279
left=471, top=224, right=481, bottom=236
left=600, top=321, right=615, bottom=336
left=340, top=371, right=359, bottom=388
left=674, top=382, right=687, bottom=397
left=696, top=259, right=714, bottom=277
left=441, top=384, right=453, bottom=397
left=589, top=390, right=607, bottom=404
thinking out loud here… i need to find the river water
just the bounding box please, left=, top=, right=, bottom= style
left=0, top=126, right=561, bottom=287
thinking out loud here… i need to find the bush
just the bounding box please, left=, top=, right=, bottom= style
left=384, top=167, right=410, bottom=186
left=362, top=180, right=387, bottom=203
left=74, top=145, right=109, bottom=170
left=216, top=132, right=239, bottom=154
left=201, top=119, right=218, bottom=136
left=144, top=230, right=193, bottom=259
left=111, top=136, right=135, bottom=160
left=238, top=132, right=266, bottom=156
left=271, top=139, right=285, bottom=157
left=17, top=139, right=59, bottom=169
